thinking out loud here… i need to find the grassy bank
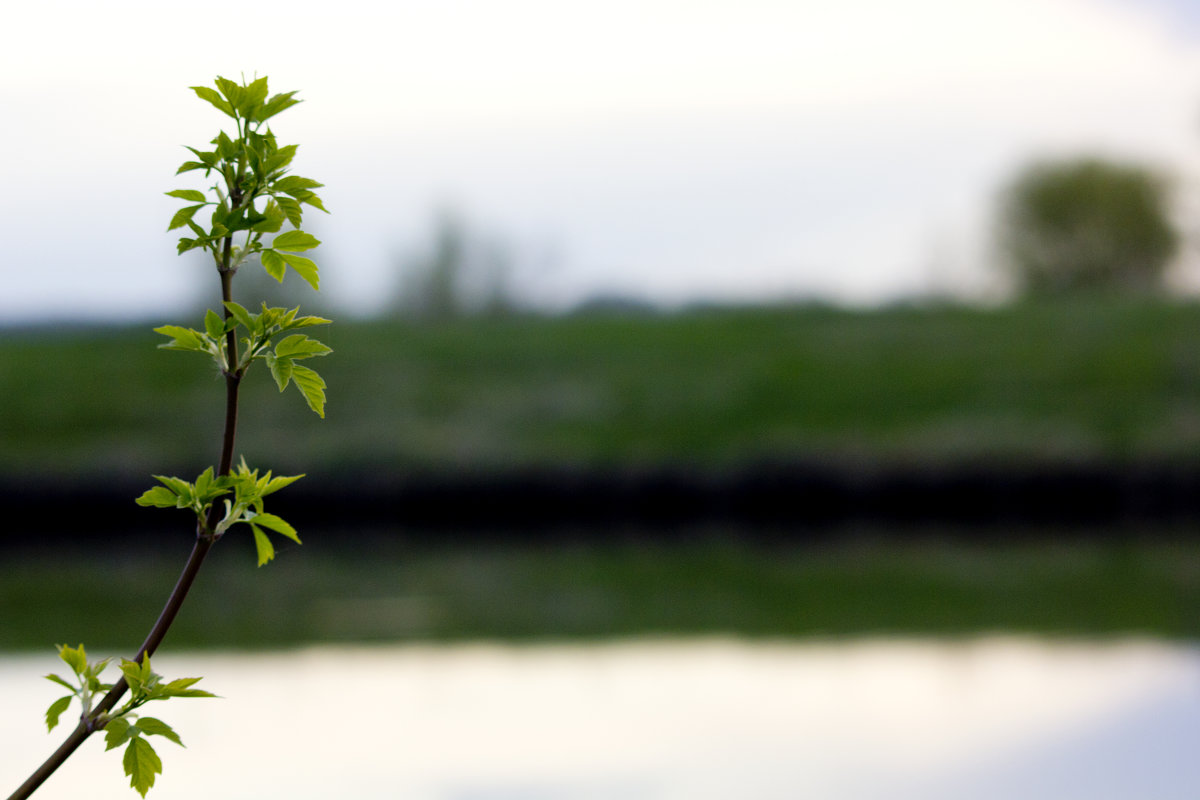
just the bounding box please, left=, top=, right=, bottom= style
left=1, top=528, right=1196, bottom=650
left=3, top=299, right=1200, bottom=481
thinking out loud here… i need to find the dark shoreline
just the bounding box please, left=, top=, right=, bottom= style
left=8, top=460, right=1200, bottom=545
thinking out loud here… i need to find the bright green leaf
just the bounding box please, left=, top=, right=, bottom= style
left=275, top=196, right=303, bottom=228
left=251, top=512, right=301, bottom=544
left=190, top=86, right=235, bottom=119
left=135, top=487, right=179, bottom=508
left=165, top=189, right=207, bottom=203
left=250, top=523, right=275, bottom=566
left=275, top=334, right=331, bottom=360
left=204, top=310, right=224, bottom=340
left=261, top=249, right=286, bottom=282
left=175, top=161, right=208, bottom=175
left=167, top=204, right=205, bottom=232
left=58, top=644, right=87, bottom=676
left=136, top=717, right=184, bottom=747
left=273, top=175, right=324, bottom=195
left=223, top=301, right=255, bottom=331
left=104, top=716, right=133, bottom=751
left=272, top=230, right=320, bottom=251
left=44, top=673, right=75, bottom=692
left=266, top=352, right=293, bottom=391
left=45, top=696, right=72, bottom=732
left=279, top=252, right=319, bottom=291
left=123, top=736, right=163, bottom=798
left=290, top=363, right=327, bottom=417
left=263, top=474, right=304, bottom=495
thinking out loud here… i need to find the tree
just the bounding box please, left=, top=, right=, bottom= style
left=996, top=157, right=1179, bottom=297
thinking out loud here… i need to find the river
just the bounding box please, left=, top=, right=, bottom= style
left=1, top=637, right=1197, bottom=799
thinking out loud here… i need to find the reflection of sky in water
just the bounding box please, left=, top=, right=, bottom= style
left=1, top=638, right=1196, bottom=799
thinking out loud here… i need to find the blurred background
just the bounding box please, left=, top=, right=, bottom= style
left=3, top=0, right=1200, bottom=798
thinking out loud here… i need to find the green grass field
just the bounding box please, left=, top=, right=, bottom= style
left=3, top=299, right=1200, bottom=480
left=2, top=529, right=1196, bottom=650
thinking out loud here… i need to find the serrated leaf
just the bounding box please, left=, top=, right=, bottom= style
left=263, top=144, right=298, bottom=175
left=190, top=85, right=235, bottom=119
left=136, top=717, right=184, bottom=747
left=124, top=737, right=163, bottom=798
left=175, top=161, right=208, bottom=175
left=290, top=363, right=327, bottom=417
left=273, top=175, right=324, bottom=194
left=214, top=76, right=244, bottom=109
left=44, top=672, right=75, bottom=691
left=167, top=204, right=205, bottom=232
left=58, top=644, right=87, bottom=676
left=165, top=189, right=206, bottom=202
left=251, top=512, right=301, bottom=544
left=275, top=196, right=303, bottom=228
left=224, top=301, right=255, bottom=332
left=240, top=76, right=269, bottom=117
left=272, top=230, right=320, bottom=251
left=263, top=474, right=304, bottom=495
left=45, top=696, right=72, bottom=731
left=204, top=309, right=224, bottom=340
left=300, top=192, right=328, bottom=213
left=135, top=486, right=179, bottom=508
left=279, top=252, right=319, bottom=291
left=266, top=352, right=293, bottom=391
left=104, top=716, right=133, bottom=750
left=153, top=325, right=210, bottom=354
left=120, top=661, right=144, bottom=694
left=250, top=523, right=275, bottom=566
left=258, top=91, right=301, bottom=122
left=261, top=249, right=286, bottom=282
left=275, top=334, right=331, bottom=360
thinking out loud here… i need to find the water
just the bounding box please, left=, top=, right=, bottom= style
left=2, top=637, right=1197, bottom=799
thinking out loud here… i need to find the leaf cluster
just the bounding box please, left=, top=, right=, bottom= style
left=44, top=646, right=213, bottom=797
left=154, top=302, right=331, bottom=415
left=168, top=76, right=327, bottom=290
left=136, top=459, right=303, bottom=564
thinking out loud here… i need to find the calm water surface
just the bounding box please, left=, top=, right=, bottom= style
left=1, top=638, right=1197, bottom=799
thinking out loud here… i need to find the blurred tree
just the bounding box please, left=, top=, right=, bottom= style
left=393, top=210, right=515, bottom=319
left=996, top=157, right=1179, bottom=297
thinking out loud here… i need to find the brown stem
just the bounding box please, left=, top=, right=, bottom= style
left=8, top=236, right=242, bottom=800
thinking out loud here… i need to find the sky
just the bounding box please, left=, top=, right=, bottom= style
left=3, top=0, right=1200, bottom=322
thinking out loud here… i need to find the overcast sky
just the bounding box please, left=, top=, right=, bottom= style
left=3, top=0, right=1200, bottom=322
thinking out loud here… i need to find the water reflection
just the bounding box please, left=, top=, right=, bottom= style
left=1, top=638, right=1196, bottom=799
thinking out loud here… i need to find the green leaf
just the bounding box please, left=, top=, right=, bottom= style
left=275, top=334, right=331, bottom=360
left=160, top=677, right=215, bottom=698
left=261, top=249, right=286, bottom=282
left=214, top=76, right=245, bottom=111
left=136, top=717, right=184, bottom=747
left=258, top=91, right=301, bottom=122
left=135, top=486, right=179, bottom=508
left=272, top=230, right=320, bottom=251
left=251, top=512, right=301, bottom=544
left=153, top=325, right=211, bottom=355
left=263, top=474, right=304, bottom=495
left=123, top=737, right=163, bottom=798
left=290, top=363, right=327, bottom=417
left=273, top=175, right=324, bottom=195
left=279, top=252, right=319, bottom=291
left=175, top=161, right=208, bottom=175
left=224, top=301, right=255, bottom=332
left=275, top=196, right=303, bottom=228
left=190, top=85, right=235, bottom=119
left=44, top=672, right=75, bottom=691
left=263, top=144, right=298, bottom=175
left=104, top=716, right=133, bottom=750
left=45, top=696, right=72, bottom=731
left=167, top=204, right=205, bottom=232
left=120, top=660, right=145, bottom=694
left=299, top=192, right=328, bottom=213
left=266, top=352, right=293, bottom=391
left=240, top=77, right=269, bottom=118
left=58, top=644, right=87, bottom=676
left=165, top=189, right=206, bottom=202
left=250, top=523, right=275, bottom=566
left=204, top=309, right=224, bottom=340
